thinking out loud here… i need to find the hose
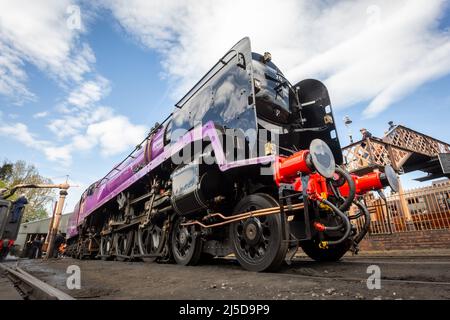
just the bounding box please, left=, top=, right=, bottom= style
left=331, top=166, right=356, bottom=212
left=317, top=198, right=352, bottom=246
left=352, top=201, right=371, bottom=244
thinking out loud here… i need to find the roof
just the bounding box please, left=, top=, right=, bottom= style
left=19, top=213, right=72, bottom=234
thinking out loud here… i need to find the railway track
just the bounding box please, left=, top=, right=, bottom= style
left=2, top=257, right=450, bottom=300
left=91, top=255, right=450, bottom=289
left=278, top=270, right=450, bottom=287
left=276, top=259, right=450, bottom=287
left=0, top=263, right=75, bottom=300
left=198, top=256, right=450, bottom=287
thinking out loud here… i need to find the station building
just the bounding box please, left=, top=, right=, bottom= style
left=14, top=213, right=71, bottom=252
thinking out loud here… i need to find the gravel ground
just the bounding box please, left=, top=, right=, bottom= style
left=0, top=275, right=21, bottom=300
left=2, top=254, right=450, bottom=300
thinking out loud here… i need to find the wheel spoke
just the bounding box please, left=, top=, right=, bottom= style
left=171, top=218, right=202, bottom=266
left=230, top=194, right=288, bottom=272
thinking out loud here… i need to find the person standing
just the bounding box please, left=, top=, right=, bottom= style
left=23, top=238, right=32, bottom=258
left=360, top=128, right=373, bottom=140
left=388, top=121, right=396, bottom=131
left=53, top=231, right=65, bottom=258
left=37, top=236, right=45, bottom=258
left=30, top=235, right=40, bottom=259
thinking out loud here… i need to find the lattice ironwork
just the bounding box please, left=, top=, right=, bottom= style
left=368, top=139, right=392, bottom=167
left=384, top=125, right=450, bottom=157
left=390, top=146, right=411, bottom=170
left=343, top=138, right=397, bottom=172
left=343, top=125, right=449, bottom=173
left=342, top=139, right=372, bottom=172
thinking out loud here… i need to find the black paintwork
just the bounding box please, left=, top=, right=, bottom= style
left=289, top=79, right=343, bottom=164
left=170, top=37, right=342, bottom=163
left=171, top=38, right=257, bottom=154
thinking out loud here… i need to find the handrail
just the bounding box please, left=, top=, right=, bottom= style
left=175, top=49, right=238, bottom=109
left=97, top=112, right=173, bottom=186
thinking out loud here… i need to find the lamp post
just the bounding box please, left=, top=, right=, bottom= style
left=343, top=115, right=354, bottom=144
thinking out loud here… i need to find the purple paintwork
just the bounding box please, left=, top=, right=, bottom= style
left=67, top=121, right=275, bottom=239
left=151, top=127, right=165, bottom=159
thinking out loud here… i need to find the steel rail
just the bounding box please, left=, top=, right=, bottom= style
left=0, top=263, right=75, bottom=300
left=274, top=270, right=450, bottom=287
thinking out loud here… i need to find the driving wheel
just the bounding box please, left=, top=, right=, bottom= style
left=230, top=193, right=288, bottom=272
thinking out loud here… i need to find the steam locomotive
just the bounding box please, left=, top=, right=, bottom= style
left=0, top=195, right=27, bottom=261
left=65, top=38, right=398, bottom=271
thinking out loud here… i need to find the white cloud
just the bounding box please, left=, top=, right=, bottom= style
left=33, top=111, right=49, bottom=119
left=105, top=0, right=450, bottom=117
left=0, top=41, right=34, bottom=103
left=0, top=122, right=46, bottom=148
left=0, top=119, right=70, bottom=163
left=0, top=120, right=70, bottom=163
left=0, top=0, right=94, bottom=103
left=41, top=71, right=146, bottom=157
left=0, top=109, right=147, bottom=164
left=66, top=76, right=110, bottom=109
left=43, top=145, right=73, bottom=163
left=0, top=1, right=149, bottom=186
left=47, top=77, right=112, bottom=139
left=4, top=0, right=449, bottom=173
left=76, top=115, right=147, bottom=156
left=44, top=101, right=146, bottom=162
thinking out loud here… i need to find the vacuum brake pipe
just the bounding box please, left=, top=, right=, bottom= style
left=332, top=166, right=356, bottom=212
left=313, top=197, right=352, bottom=246
left=351, top=201, right=371, bottom=244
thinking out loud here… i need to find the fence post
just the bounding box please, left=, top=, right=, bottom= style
left=382, top=196, right=394, bottom=234
left=397, top=177, right=415, bottom=231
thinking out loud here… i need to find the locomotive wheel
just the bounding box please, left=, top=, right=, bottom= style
left=301, top=239, right=351, bottom=262
left=170, top=217, right=202, bottom=266
left=137, top=225, right=164, bottom=262
left=230, top=193, right=288, bottom=272
left=100, top=235, right=113, bottom=260
left=114, top=230, right=134, bottom=260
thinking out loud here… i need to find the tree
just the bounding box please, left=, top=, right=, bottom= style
left=0, top=159, right=55, bottom=222
left=0, top=162, right=13, bottom=181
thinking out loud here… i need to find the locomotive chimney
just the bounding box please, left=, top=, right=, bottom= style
left=262, top=52, right=272, bottom=64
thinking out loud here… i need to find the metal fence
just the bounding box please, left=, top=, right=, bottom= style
left=351, top=183, right=450, bottom=235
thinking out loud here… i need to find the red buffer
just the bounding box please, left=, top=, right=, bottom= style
left=338, top=165, right=399, bottom=196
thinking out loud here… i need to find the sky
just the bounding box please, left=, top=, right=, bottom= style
left=0, top=0, right=450, bottom=214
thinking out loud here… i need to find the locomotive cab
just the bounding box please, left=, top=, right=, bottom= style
left=252, top=52, right=290, bottom=125
left=250, top=50, right=343, bottom=164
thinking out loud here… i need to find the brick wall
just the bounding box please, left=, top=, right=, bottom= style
left=359, top=229, right=450, bottom=251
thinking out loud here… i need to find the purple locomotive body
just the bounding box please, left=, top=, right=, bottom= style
left=66, top=123, right=274, bottom=238
left=65, top=38, right=390, bottom=271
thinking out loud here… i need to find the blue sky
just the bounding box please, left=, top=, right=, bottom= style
left=1, top=0, right=450, bottom=213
